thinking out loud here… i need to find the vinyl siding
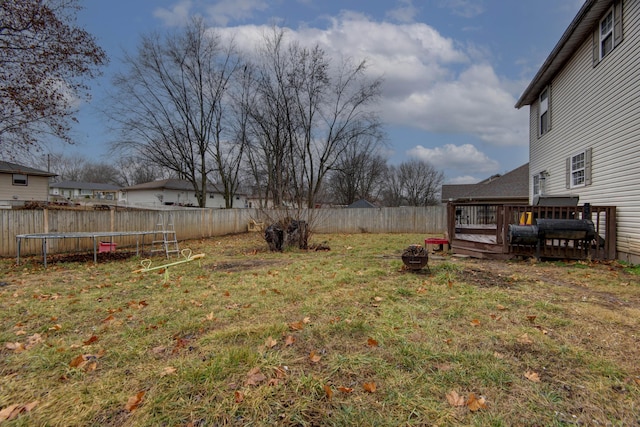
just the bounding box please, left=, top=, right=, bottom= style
left=529, top=0, right=640, bottom=259
left=0, top=173, right=50, bottom=202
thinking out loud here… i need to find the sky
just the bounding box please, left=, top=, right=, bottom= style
left=63, top=0, right=586, bottom=184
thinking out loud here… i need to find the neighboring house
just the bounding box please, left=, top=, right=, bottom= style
left=0, top=160, right=57, bottom=207
left=514, top=0, right=637, bottom=261
left=49, top=181, right=120, bottom=200
left=347, top=199, right=377, bottom=208
left=441, top=163, right=529, bottom=205
left=119, top=179, right=247, bottom=208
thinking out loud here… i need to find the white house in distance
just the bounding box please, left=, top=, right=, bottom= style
left=515, top=0, right=640, bottom=262
left=119, top=178, right=247, bottom=208
left=50, top=181, right=120, bottom=200
left=0, top=160, right=57, bottom=207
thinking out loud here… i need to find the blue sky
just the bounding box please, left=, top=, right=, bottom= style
left=65, top=0, right=585, bottom=184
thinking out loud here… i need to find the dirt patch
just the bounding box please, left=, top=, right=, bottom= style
left=204, top=259, right=287, bottom=273
left=42, top=251, right=138, bottom=264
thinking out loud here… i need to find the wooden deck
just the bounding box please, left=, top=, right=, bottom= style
left=447, top=203, right=616, bottom=260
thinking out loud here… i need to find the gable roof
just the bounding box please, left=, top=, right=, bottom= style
left=0, top=160, right=57, bottom=177
left=441, top=163, right=529, bottom=202
left=122, top=179, right=197, bottom=192
left=347, top=199, right=377, bottom=208
left=50, top=181, right=120, bottom=191
left=515, top=0, right=614, bottom=108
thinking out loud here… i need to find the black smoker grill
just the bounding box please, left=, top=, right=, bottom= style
left=508, top=219, right=597, bottom=259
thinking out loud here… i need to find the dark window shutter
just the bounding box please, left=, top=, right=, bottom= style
left=547, top=85, right=552, bottom=132
left=614, top=0, right=623, bottom=46
left=593, top=28, right=600, bottom=67
left=566, top=157, right=571, bottom=189
left=585, top=147, right=593, bottom=186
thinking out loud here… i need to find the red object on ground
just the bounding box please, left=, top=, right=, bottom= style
left=424, top=238, right=449, bottom=252
left=98, top=242, right=117, bottom=253
left=424, top=238, right=449, bottom=245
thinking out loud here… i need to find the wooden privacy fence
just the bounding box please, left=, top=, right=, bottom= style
left=0, top=206, right=446, bottom=257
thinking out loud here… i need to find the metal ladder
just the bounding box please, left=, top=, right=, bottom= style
left=151, top=212, right=180, bottom=258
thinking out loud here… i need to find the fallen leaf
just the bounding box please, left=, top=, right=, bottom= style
left=48, top=324, right=62, bottom=331
left=289, top=321, right=304, bottom=331
left=470, top=319, right=481, bottom=327
left=234, top=391, right=244, bottom=403
left=205, top=312, right=216, bottom=321
left=5, top=342, right=25, bottom=352
left=83, top=335, right=99, bottom=345
left=363, top=382, right=377, bottom=393
left=125, top=391, right=145, bottom=412
left=264, top=336, right=277, bottom=348
left=446, top=390, right=466, bottom=407
left=101, top=314, right=115, bottom=323
left=496, top=304, right=507, bottom=311
left=338, top=386, right=354, bottom=393
left=373, top=296, right=383, bottom=302
left=524, top=371, right=541, bottom=382
left=161, top=366, right=177, bottom=376
left=367, top=337, right=379, bottom=347
left=69, top=353, right=102, bottom=370
left=466, top=393, right=487, bottom=411
left=309, top=351, right=322, bottom=363
left=518, top=333, right=533, bottom=345
left=284, top=335, right=296, bottom=346
left=324, top=384, right=333, bottom=400
left=0, top=401, right=38, bottom=422
left=245, top=367, right=267, bottom=386
left=303, top=316, right=311, bottom=324
left=526, top=315, right=537, bottom=323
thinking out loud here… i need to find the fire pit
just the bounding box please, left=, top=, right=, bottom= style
left=401, top=244, right=429, bottom=271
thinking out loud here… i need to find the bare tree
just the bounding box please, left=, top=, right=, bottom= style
left=382, top=160, right=444, bottom=206
left=0, top=0, right=107, bottom=156
left=108, top=18, right=241, bottom=207
left=327, top=138, right=388, bottom=205
left=246, top=28, right=384, bottom=209
left=113, top=156, right=168, bottom=187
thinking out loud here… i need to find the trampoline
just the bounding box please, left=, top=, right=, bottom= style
left=16, top=231, right=160, bottom=267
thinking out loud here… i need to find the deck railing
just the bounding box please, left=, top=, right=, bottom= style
left=447, top=203, right=617, bottom=260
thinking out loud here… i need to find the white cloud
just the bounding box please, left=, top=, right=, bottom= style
left=217, top=12, right=528, bottom=147
left=386, top=0, right=419, bottom=23
left=204, top=0, right=268, bottom=26
left=153, top=0, right=192, bottom=27
left=407, top=143, right=499, bottom=174
left=446, top=175, right=478, bottom=184
left=438, top=0, right=485, bottom=18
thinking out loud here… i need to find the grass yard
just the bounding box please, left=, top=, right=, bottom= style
left=1, top=233, right=639, bottom=426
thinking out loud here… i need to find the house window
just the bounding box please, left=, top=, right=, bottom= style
left=571, top=152, right=586, bottom=187
left=594, top=1, right=622, bottom=65
left=533, top=174, right=541, bottom=196
left=12, top=174, right=28, bottom=186
left=539, top=87, right=549, bottom=136
left=600, top=8, right=614, bottom=58
left=209, top=193, right=214, bottom=199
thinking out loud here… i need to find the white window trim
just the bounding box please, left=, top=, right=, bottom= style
left=570, top=151, right=586, bottom=188
left=532, top=174, right=541, bottom=196
left=600, top=7, right=614, bottom=59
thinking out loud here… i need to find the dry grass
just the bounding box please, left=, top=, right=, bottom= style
left=1, top=233, right=639, bottom=426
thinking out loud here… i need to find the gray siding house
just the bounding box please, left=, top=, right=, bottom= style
left=515, top=0, right=640, bottom=262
